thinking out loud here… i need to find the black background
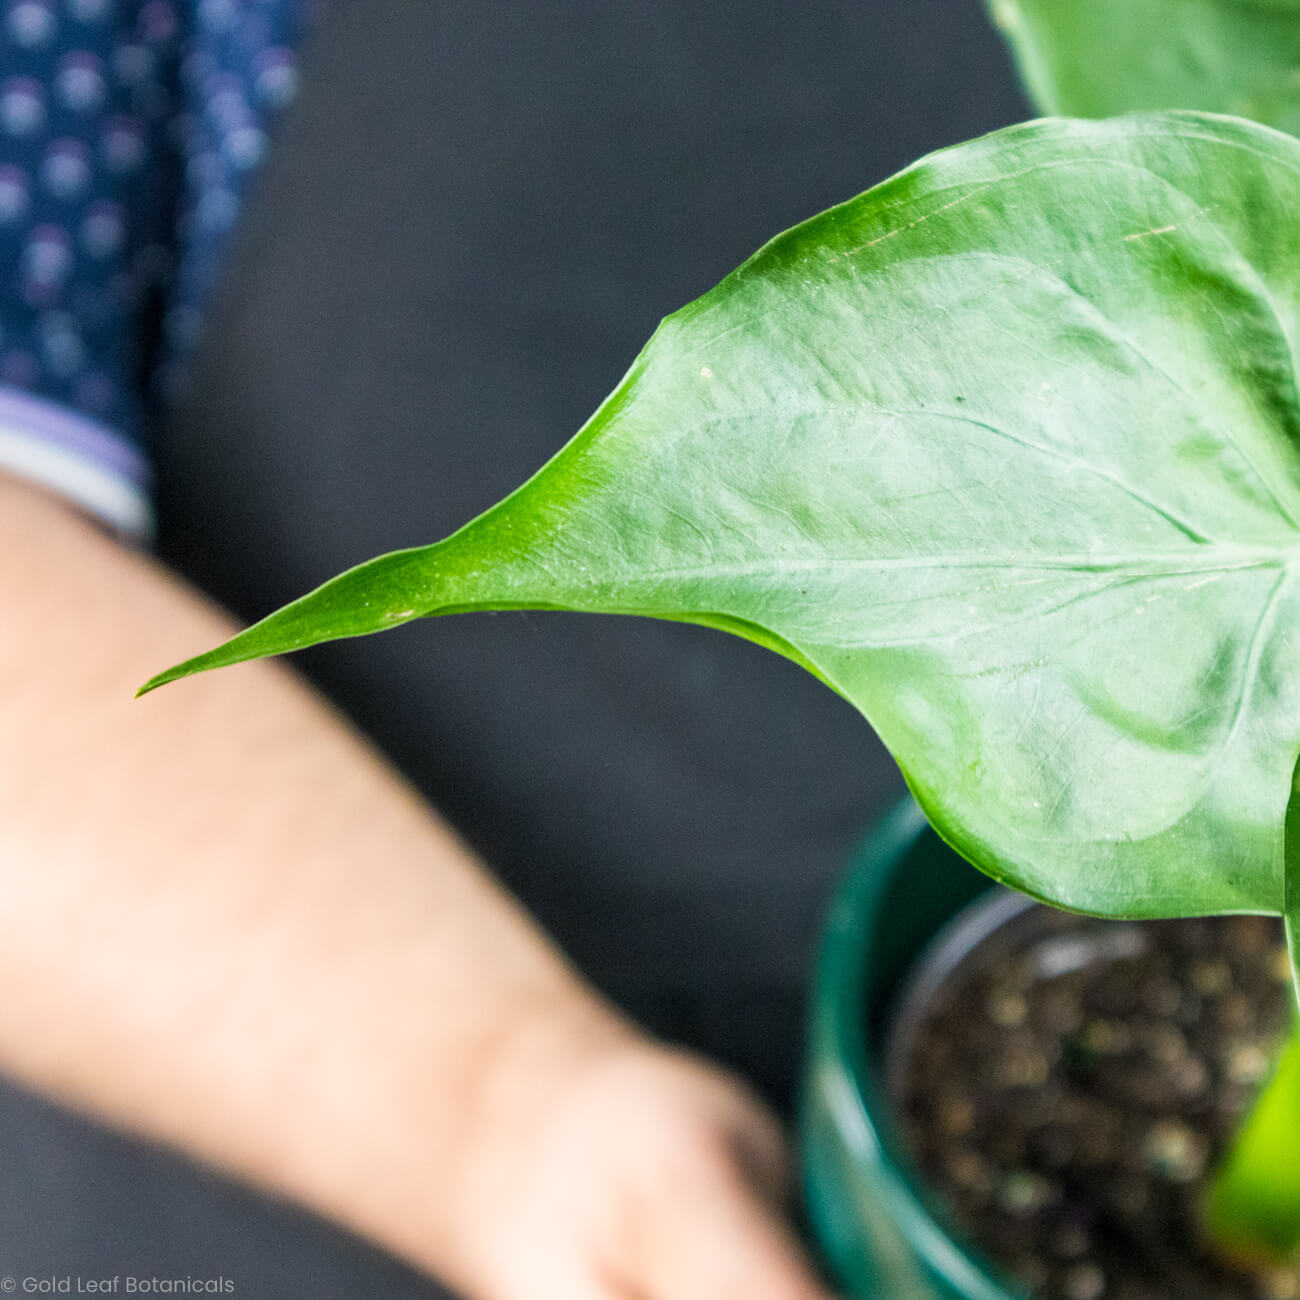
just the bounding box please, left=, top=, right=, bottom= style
left=1, top=5, right=1027, bottom=1297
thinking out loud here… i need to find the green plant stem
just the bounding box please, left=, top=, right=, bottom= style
left=1204, top=1018, right=1300, bottom=1266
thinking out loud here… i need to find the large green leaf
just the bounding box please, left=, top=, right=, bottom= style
left=145, top=112, right=1300, bottom=930
left=987, top=0, right=1300, bottom=133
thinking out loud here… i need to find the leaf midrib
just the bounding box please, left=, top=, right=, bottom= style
left=598, top=548, right=1294, bottom=588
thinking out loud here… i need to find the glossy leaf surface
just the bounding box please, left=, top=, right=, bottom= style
left=987, top=0, right=1300, bottom=133
left=145, top=114, right=1300, bottom=930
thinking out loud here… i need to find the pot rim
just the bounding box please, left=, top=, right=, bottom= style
left=805, top=796, right=1021, bottom=1300
left=883, top=887, right=1035, bottom=1107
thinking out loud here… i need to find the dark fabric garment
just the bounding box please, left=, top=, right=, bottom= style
left=0, top=0, right=311, bottom=447
left=0, top=5, right=1027, bottom=1296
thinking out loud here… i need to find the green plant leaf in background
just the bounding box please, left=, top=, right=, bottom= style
left=987, top=0, right=1300, bottom=133
left=145, top=113, right=1300, bottom=947
left=1203, top=748, right=1300, bottom=1264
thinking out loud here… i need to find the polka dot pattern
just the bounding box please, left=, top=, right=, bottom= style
left=0, top=0, right=310, bottom=463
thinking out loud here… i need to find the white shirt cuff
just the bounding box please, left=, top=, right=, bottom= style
left=0, top=385, right=154, bottom=542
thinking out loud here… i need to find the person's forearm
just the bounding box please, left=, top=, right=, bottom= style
left=0, top=473, right=631, bottom=1281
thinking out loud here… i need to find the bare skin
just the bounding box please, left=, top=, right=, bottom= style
left=0, top=471, right=836, bottom=1300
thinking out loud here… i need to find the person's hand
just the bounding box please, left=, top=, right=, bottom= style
left=441, top=1019, right=840, bottom=1300
left=0, top=472, right=832, bottom=1296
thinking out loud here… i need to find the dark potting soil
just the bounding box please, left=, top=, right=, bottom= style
left=893, top=901, right=1300, bottom=1300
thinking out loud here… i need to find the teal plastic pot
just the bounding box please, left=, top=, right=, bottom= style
left=801, top=798, right=1024, bottom=1300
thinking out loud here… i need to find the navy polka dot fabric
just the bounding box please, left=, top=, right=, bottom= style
left=0, top=0, right=310, bottom=535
